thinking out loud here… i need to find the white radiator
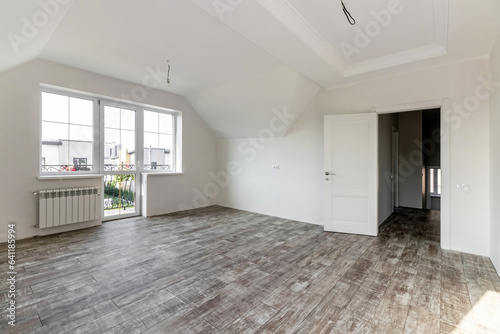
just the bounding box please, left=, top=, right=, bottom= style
left=38, top=187, right=101, bottom=229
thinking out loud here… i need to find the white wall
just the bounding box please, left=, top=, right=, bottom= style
left=490, top=34, right=500, bottom=273
left=378, top=113, right=398, bottom=225
left=216, top=112, right=325, bottom=225
left=0, top=59, right=216, bottom=242
left=216, top=58, right=491, bottom=257
left=398, top=111, right=423, bottom=209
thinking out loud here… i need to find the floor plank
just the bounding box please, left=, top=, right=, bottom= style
left=0, top=206, right=498, bottom=333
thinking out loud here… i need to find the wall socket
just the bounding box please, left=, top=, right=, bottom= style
left=272, top=165, right=280, bottom=169
left=456, top=183, right=470, bottom=193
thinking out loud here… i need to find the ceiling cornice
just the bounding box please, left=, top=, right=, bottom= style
left=256, top=0, right=449, bottom=79
left=344, top=44, right=447, bottom=77
left=254, top=0, right=348, bottom=74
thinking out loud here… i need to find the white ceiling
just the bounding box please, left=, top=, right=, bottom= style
left=287, top=0, right=442, bottom=63
left=1, top=0, right=500, bottom=138
left=38, top=0, right=285, bottom=93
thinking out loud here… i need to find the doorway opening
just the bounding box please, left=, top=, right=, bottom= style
left=378, top=107, right=442, bottom=241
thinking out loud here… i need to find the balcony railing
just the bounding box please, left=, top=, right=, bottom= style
left=143, top=164, right=171, bottom=171
left=42, top=165, right=93, bottom=172
left=42, top=163, right=170, bottom=173
left=103, top=174, right=135, bottom=213
left=104, top=164, right=135, bottom=171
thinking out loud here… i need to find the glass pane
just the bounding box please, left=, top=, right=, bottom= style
left=105, top=128, right=120, bottom=145
left=69, top=97, right=93, bottom=126
left=42, top=92, right=68, bottom=123
left=144, top=110, right=158, bottom=133
left=159, top=135, right=172, bottom=170
left=104, top=107, right=136, bottom=171
left=144, top=132, right=158, bottom=148
left=103, top=174, right=136, bottom=217
left=120, top=130, right=135, bottom=168
left=159, top=113, right=173, bottom=134
left=42, top=121, right=68, bottom=141
left=144, top=148, right=160, bottom=169
left=69, top=124, right=93, bottom=142
left=104, top=128, right=120, bottom=170
left=121, top=108, right=135, bottom=131
left=69, top=142, right=93, bottom=171
left=159, top=134, right=172, bottom=150
left=41, top=141, right=69, bottom=171
left=105, top=106, right=121, bottom=129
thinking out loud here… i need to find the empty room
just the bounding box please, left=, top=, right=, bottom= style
left=1, top=0, right=500, bottom=333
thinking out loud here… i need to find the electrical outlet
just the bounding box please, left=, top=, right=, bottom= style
left=456, top=183, right=470, bottom=193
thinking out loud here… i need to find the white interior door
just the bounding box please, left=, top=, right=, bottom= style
left=324, top=113, right=378, bottom=236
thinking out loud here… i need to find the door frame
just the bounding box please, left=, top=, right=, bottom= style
left=373, top=98, right=450, bottom=250
left=392, top=127, right=399, bottom=210
left=99, top=100, right=142, bottom=221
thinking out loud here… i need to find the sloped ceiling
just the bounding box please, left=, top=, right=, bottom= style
left=0, top=0, right=74, bottom=72
left=188, top=66, right=320, bottom=138
left=1, top=0, right=500, bottom=139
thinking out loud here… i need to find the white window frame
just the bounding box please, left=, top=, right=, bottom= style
left=39, top=87, right=100, bottom=176
left=39, top=85, right=183, bottom=177
left=142, top=108, right=179, bottom=173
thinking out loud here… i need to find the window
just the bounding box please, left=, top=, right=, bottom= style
left=429, top=167, right=441, bottom=196
left=41, top=91, right=96, bottom=173
left=143, top=110, right=175, bottom=171
left=40, top=88, right=181, bottom=175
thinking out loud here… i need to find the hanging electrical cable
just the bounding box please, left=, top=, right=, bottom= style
left=341, top=0, right=356, bottom=25
left=166, top=60, right=171, bottom=87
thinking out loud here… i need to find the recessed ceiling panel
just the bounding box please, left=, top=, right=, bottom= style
left=288, top=0, right=438, bottom=65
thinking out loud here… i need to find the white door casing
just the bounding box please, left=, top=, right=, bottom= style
left=324, top=113, right=378, bottom=236
left=392, top=130, right=399, bottom=209
left=374, top=98, right=450, bottom=250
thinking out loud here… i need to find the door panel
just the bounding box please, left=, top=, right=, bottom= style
left=324, top=113, right=378, bottom=236
left=101, top=103, right=140, bottom=220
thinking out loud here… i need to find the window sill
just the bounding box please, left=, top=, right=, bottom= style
left=38, top=174, right=104, bottom=180
left=141, top=172, right=184, bottom=176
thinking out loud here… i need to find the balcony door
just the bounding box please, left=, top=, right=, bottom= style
left=100, top=102, right=140, bottom=220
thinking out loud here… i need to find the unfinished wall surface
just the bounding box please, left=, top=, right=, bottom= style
left=0, top=60, right=216, bottom=242
left=217, top=58, right=491, bottom=256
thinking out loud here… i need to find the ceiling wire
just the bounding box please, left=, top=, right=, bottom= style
left=167, top=60, right=171, bottom=87
left=341, top=0, right=356, bottom=25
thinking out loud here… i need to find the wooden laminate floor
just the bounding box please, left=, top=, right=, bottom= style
left=1, top=206, right=500, bottom=334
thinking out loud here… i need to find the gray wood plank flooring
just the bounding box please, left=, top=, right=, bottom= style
left=1, top=206, right=499, bottom=333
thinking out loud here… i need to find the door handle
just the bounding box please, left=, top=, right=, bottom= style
left=325, top=172, right=336, bottom=176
